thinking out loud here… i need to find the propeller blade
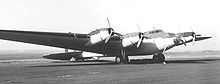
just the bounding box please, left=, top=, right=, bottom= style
left=107, top=17, right=111, bottom=27
left=135, top=23, right=144, bottom=48
left=136, top=23, right=141, bottom=32
left=183, top=42, right=187, bottom=46
left=105, top=35, right=111, bottom=43
left=136, top=35, right=143, bottom=48
left=189, top=25, right=193, bottom=32
left=180, top=38, right=187, bottom=46
left=178, top=25, right=180, bottom=33
left=153, top=26, right=156, bottom=30
left=182, top=41, right=187, bottom=46
left=192, top=33, right=196, bottom=45
left=136, top=32, right=144, bottom=48
left=163, top=46, right=167, bottom=53
left=105, top=18, right=113, bottom=43
left=105, top=31, right=113, bottom=43
left=184, top=37, right=187, bottom=46
left=189, top=25, right=196, bottom=45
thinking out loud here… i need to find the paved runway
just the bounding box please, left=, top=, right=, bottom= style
left=1, top=55, right=220, bottom=84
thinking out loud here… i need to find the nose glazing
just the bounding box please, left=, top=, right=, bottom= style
left=182, top=32, right=195, bottom=37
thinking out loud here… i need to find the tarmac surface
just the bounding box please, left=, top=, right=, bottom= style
left=1, top=55, right=220, bottom=84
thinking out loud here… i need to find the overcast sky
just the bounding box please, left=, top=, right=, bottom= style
left=0, top=0, right=219, bottom=52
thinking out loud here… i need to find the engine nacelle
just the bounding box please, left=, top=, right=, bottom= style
left=122, top=33, right=140, bottom=47
left=89, top=28, right=112, bottom=44
left=153, top=37, right=175, bottom=50
left=174, top=33, right=194, bottom=45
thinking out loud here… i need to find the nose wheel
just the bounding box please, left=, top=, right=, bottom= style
left=153, top=53, right=165, bottom=63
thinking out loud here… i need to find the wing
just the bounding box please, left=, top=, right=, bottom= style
left=0, top=29, right=122, bottom=54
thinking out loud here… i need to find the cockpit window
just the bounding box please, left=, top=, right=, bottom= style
left=149, top=30, right=163, bottom=34
left=88, top=28, right=108, bottom=35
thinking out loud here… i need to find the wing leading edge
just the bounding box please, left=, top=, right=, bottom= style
left=0, top=29, right=123, bottom=54
left=0, top=29, right=88, bottom=49
left=0, top=29, right=120, bottom=54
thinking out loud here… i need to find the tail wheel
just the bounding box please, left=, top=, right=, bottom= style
left=153, top=53, right=165, bottom=63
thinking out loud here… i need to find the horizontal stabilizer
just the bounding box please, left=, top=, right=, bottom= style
left=43, top=52, right=82, bottom=60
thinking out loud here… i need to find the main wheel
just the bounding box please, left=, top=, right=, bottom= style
left=153, top=53, right=165, bottom=63
left=115, top=56, right=121, bottom=64
left=115, top=56, right=129, bottom=64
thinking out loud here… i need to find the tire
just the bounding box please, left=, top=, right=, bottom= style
left=115, top=56, right=121, bottom=64
left=115, top=56, right=129, bottom=64
left=153, top=53, right=165, bottom=63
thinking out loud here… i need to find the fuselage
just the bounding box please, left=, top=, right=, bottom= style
left=120, top=29, right=179, bottom=56
left=85, top=28, right=201, bottom=56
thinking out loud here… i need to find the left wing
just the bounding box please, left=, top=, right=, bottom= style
left=0, top=29, right=122, bottom=54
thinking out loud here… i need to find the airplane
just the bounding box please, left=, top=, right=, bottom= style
left=0, top=18, right=211, bottom=64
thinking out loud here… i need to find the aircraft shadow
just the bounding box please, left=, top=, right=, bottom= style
left=30, top=61, right=117, bottom=67
left=130, top=58, right=220, bottom=64
left=30, top=58, right=220, bottom=67
left=52, top=60, right=113, bottom=63
left=165, top=58, right=220, bottom=64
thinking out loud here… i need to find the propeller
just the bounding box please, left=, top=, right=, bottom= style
left=189, top=26, right=201, bottom=45
left=189, top=26, right=195, bottom=45
left=192, top=32, right=196, bottom=45
left=181, top=38, right=187, bottom=46
left=162, top=46, right=167, bottom=53
left=176, top=34, right=187, bottom=46
left=153, top=26, right=156, bottom=30
left=177, top=25, right=187, bottom=46
left=105, top=18, right=114, bottom=43
left=136, top=23, right=144, bottom=48
left=105, top=28, right=113, bottom=43
left=105, top=18, right=122, bottom=43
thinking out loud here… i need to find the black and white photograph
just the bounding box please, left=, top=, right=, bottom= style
left=0, top=0, right=219, bottom=84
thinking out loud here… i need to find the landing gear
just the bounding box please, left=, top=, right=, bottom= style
left=115, top=56, right=121, bottom=63
left=153, top=53, right=165, bottom=63
left=93, top=57, right=100, bottom=61
left=115, top=49, right=129, bottom=64
left=115, top=55, right=129, bottom=64
left=69, top=57, right=85, bottom=62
